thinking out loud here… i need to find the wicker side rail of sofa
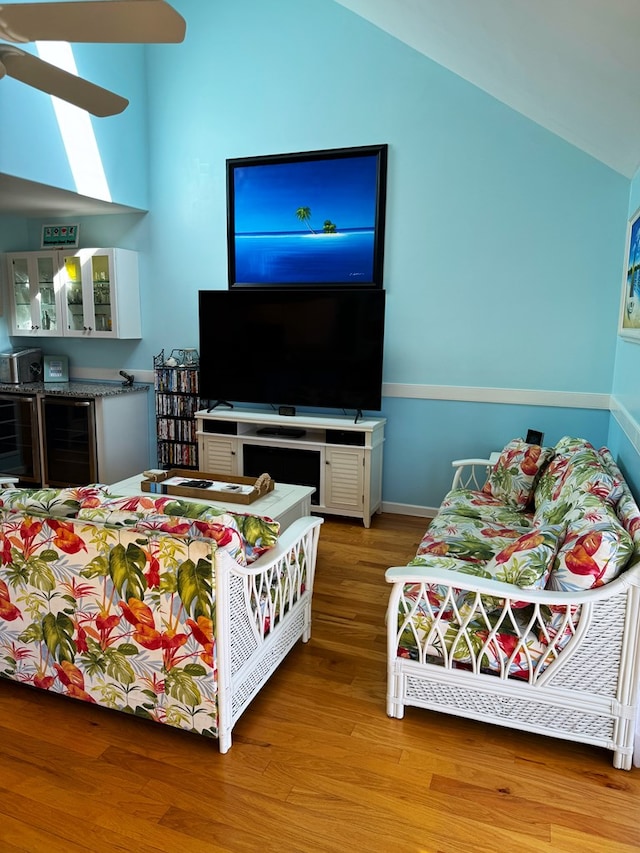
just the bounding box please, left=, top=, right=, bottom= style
left=386, top=557, right=640, bottom=770
left=216, top=516, right=323, bottom=752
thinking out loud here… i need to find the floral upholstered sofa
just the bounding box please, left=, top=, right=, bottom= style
left=0, top=485, right=322, bottom=752
left=386, top=437, right=640, bottom=769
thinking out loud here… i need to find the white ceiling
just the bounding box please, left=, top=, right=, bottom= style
left=335, top=0, right=640, bottom=178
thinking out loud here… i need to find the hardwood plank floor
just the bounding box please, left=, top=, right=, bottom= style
left=1, top=512, right=639, bottom=852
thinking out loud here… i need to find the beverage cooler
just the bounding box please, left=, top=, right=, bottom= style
left=0, top=393, right=41, bottom=484
left=41, top=396, right=98, bottom=486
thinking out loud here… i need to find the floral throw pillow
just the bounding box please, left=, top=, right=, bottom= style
left=484, top=525, right=564, bottom=590
left=547, top=513, right=633, bottom=592
left=483, top=439, right=554, bottom=510
left=0, top=484, right=110, bottom=518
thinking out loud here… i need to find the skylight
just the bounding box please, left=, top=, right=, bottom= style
left=35, top=41, right=111, bottom=202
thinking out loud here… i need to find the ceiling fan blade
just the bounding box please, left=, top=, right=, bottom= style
left=0, top=46, right=128, bottom=116
left=0, top=1, right=186, bottom=44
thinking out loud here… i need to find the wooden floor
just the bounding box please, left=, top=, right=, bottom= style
left=1, top=512, right=639, bottom=853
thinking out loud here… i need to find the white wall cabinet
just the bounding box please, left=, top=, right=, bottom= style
left=5, top=248, right=141, bottom=339
left=196, top=409, right=385, bottom=527
left=6, top=251, right=66, bottom=336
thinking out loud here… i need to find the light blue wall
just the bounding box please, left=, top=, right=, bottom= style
left=0, top=0, right=636, bottom=508
left=382, top=397, right=610, bottom=507
left=138, top=0, right=628, bottom=388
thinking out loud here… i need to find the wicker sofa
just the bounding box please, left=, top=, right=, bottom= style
left=0, top=485, right=322, bottom=752
left=386, top=436, right=640, bottom=769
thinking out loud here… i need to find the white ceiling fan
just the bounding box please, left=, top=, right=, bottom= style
left=0, top=0, right=186, bottom=116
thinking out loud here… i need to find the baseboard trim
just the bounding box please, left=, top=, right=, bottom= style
left=381, top=501, right=437, bottom=519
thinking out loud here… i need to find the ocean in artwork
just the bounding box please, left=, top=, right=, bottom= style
left=234, top=228, right=375, bottom=284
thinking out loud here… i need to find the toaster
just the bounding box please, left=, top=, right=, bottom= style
left=0, top=348, right=43, bottom=384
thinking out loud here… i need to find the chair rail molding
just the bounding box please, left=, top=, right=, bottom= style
left=610, top=396, right=640, bottom=456
left=382, top=383, right=610, bottom=410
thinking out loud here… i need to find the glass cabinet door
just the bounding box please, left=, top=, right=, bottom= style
left=90, top=254, right=113, bottom=333
left=36, top=256, right=59, bottom=333
left=62, top=254, right=84, bottom=333
left=9, top=257, right=33, bottom=332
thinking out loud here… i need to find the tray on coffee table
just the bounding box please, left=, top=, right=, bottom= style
left=141, top=468, right=274, bottom=504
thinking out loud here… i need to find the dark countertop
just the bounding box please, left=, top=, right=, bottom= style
left=0, top=381, right=149, bottom=398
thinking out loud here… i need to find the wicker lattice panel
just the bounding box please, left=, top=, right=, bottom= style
left=545, top=593, right=627, bottom=696
left=405, top=675, right=615, bottom=742
left=231, top=608, right=306, bottom=720
left=229, top=574, right=259, bottom=675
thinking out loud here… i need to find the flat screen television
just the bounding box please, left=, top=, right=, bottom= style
left=198, top=289, right=386, bottom=413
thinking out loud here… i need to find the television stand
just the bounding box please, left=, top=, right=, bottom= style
left=256, top=426, right=307, bottom=439
left=195, top=409, right=386, bottom=527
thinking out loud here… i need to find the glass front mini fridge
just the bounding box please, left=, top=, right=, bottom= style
left=0, top=393, right=41, bottom=484
left=41, top=396, right=98, bottom=486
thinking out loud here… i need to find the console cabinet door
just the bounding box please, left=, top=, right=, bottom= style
left=324, top=447, right=364, bottom=512
left=199, top=435, right=239, bottom=475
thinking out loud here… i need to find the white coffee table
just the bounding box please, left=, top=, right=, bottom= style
left=107, top=474, right=316, bottom=531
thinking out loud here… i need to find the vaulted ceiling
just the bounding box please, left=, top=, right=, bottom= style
left=335, top=0, right=640, bottom=178
left=3, top=0, right=639, bottom=218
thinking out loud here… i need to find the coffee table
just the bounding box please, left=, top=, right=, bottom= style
left=108, top=474, right=316, bottom=531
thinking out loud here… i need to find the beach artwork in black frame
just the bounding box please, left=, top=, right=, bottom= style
left=226, top=144, right=387, bottom=288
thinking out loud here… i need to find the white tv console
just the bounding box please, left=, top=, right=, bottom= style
left=195, top=409, right=386, bottom=527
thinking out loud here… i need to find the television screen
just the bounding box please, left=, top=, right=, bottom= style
left=198, top=289, right=385, bottom=412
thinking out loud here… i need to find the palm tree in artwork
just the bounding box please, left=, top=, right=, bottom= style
left=295, top=206, right=315, bottom=233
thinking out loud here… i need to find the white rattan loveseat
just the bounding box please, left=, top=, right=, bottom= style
left=0, top=485, right=323, bottom=752
left=386, top=437, right=640, bottom=769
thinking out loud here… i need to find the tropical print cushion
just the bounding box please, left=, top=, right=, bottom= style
left=409, top=521, right=560, bottom=624
left=482, top=439, right=554, bottom=510
left=78, top=493, right=223, bottom=522
left=533, top=440, right=624, bottom=526
left=0, top=485, right=110, bottom=518
left=134, top=513, right=279, bottom=565
left=547, top=510, right=633, bottom=591
left=0, top=516, right=219, bottom=736
left=416, top=513, right=529, bottom=564
left=555, top=446, right=624, bottom=507
left=483, top=525, right=563, bottom=589
left=78, top=495, right=280, bottom=565
left=439, top=489, right=535, bottom=528
left=553, top=436, right=596, bottom=456
left=532, top=454, right=574, bottom=524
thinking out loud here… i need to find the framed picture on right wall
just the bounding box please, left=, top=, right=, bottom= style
left=619, top=205, right=640, bottom=341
